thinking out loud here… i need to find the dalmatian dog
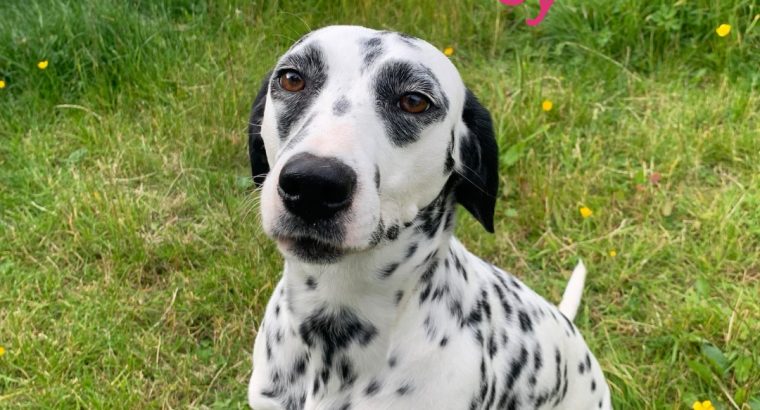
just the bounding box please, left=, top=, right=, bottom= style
left=246, top=25, right=612, bottom=410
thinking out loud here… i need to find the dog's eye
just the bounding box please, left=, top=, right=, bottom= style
left=279, top=70, right=305, bottom=92
left=399, top=93, right=430, bottom=114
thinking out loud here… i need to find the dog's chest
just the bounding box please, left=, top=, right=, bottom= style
left=250, top=246, right=607, bottom=410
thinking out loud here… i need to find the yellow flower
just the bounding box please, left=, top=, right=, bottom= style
left=715, top=24, right=731, bottom=37
left=579, top=206, right=593, bottom=218
left=542, top=99, right=553, bottom=112
left=693, top=400, right=715, bottom=410
left=608, top=249, right=617, bottom=257
left=38, top=60, right=49, bottom=70
left=0, top=346, right=5, bottom=357
left=0, top=79, right=5, bottom=89
left=443, top=47, right=455, bottom=57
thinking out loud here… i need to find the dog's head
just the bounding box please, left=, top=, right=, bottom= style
left=249, top=25, right=498, bottom=263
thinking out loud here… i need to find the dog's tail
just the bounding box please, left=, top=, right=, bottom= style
left=557, top=260, right=587, bottom=322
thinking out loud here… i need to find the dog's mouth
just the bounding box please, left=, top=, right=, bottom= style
left=277, top=236, right=346, bottom=263
left=273, top=233, right=346, bottom=263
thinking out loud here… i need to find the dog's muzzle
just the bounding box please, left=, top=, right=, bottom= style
left=278, top=153, right=357, bottom=222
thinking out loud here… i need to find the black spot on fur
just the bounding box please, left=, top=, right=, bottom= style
left=298, top=305, right=377, bottom=368
left=374, top=165, right=380, bottom=189
left=487, top=332, right=498, bottom=358
left=361, top=37, right=384, bottom=69
left=333, top=95, right=351, bottom=116
left=414, top=183, right=454, bottom=238
left=365, top=379, right=381, bottom=396
left=534, top=345, right=543, bottom=371
left=394, top=290, right=404, bottom=305
left=492, top=282, right=513, bottom=319
left=338, top=356, right=356, bottom=390
left=405, top=243, right=418, bottom=259
left=396, top=383, right=412, bottom=396
left=440, top=335, right=448, bottom=347
left=385, top=224, right=400, bottom=240
left=518, top=310, right=533, bottom=332
left=380, top=262, right=399, bottom=278
left=305, top=276, right=317, bottom=290
left=506, top=345, right=529, bottom=389
left=369, top=218, right=385, bottom=246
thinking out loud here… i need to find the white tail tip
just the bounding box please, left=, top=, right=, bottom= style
left=558, top=260, right=587, bottom=321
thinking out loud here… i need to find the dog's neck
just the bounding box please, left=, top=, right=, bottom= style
left=280, top=187, right=461, bottom=349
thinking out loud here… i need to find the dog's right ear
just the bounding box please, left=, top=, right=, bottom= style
left=453, top=89, right=499, bottom=233
left=248, top=71, right=272, bottom=187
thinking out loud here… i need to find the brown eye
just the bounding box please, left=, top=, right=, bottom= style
left=279, top=70, right=305, bottom=92
left=399, top=93, right=430, bottom=113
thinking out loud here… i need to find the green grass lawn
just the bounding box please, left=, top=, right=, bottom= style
left=1, top=0, right=758, bottom=408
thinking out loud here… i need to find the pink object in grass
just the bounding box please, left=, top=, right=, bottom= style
left=499, top=0, right=555, bottom=26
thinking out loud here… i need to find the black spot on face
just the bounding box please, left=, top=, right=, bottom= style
left=374, top=165, right=380, bottom=189
left=305, top=276, right=317, bottom=290
left=361, top=37, right=384, bottom=69
left=270, top=44, right=328, bottom=141
left=591, top=379, right=596, bottom=391
left=373, top=60, right=449, bottom=146
left=333, top=95, right=351, bottom=116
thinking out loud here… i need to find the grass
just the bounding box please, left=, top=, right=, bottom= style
left=0, top=0, right=758, bottom=408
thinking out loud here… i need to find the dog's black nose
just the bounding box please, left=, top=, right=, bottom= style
left=278, top=153, right=357, bottom=221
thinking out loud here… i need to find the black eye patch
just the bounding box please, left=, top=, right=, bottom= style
left=373, top=60, right=449, bottom=146
left=270, top=43, right=328, bottom=141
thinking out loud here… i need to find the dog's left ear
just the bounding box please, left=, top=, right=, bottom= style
left=248, top=71, right=272, bottom=187
left=454, top=89, right=499, bottom=233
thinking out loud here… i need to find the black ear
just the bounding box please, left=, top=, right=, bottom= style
left=454, top=89, right=499, bottom=233
left=248, top=71, right=272, bottom=187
